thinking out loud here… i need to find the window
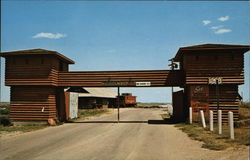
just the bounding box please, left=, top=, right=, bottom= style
left=13, top=58, right=16, bottom=64
left=25, top=58, right=29, bottom=64
left=59, top=61, right=64, bottom=71
left=231, top=55, right=235, bottom=60
left=41, top=58, right=44, bottom=64
left=195, top=55, right=199, bottom=61
left=214, top=55, right=218, bottom=60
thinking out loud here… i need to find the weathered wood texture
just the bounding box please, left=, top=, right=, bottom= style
left=4, top=55, right=69, bottom=86
left=208, top=85, right=240, bottom=121
left=176, top=44, right=249, bottom=123
left=188, top=85, right=239, bottom=122
left=58, top=70, right=184, bottom=87
left=183, top=52, right=244, bottom=84
left=9, top=86, right=57, bottom=120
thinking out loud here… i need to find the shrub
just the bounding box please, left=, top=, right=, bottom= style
left=0, top=115, right=11, bottom=126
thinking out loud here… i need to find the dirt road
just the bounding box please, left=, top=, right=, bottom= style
left=0, top=108, right=248, bottom=160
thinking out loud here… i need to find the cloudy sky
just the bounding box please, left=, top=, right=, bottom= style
left=1, top=1, right=250, bottom=102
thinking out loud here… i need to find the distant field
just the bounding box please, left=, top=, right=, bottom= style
left=0, top=102, right=10, bottom=107
left=136, top=102, right=169, bottom=108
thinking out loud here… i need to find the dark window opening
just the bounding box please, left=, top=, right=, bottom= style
left=231, top=55, right=235, bottom=60
left=214, top=55, right=218, bottom=60
left=25, top=59, right=29, bottom=64
left=13, top=58, right=16, bottom=65
left=59, top=62, right=64, bottom=71
left=41, top=58, right=44, bottom=64
left=195, top=55, right=199, bottom=61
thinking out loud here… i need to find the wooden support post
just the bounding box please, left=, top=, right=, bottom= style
left=117, top=87, right=120, bottom=123
left=228, top=111, right=234, bottom=139
left=209, top=110, right=213, bottom=131
left=189, top=107, right=192, bottom=124
left=218, top=110, right=222, bottom=134
left=200, top=110, right=206, bottom=128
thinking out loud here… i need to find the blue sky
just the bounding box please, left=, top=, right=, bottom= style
left=1, top=1, right=250, bottom=102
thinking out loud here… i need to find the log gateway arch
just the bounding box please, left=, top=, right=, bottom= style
left=0, top=44, right=249, bottom=123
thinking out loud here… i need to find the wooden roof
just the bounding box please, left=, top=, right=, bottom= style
left=174, top=44, right=250, bottom=61
left=0, top=49, right=75, bottom=64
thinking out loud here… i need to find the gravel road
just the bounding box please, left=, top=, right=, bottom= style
left=0, top=108, right=248, bottom=160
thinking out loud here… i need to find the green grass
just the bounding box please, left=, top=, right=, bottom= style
left=76, top=108, right=110, bottom=120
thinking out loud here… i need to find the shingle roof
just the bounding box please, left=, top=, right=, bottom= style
left=0, top=48, right=75, bottom=64
left=78, top=88, right=117, bottom=98
left=173, top=44, right=250, bottom=61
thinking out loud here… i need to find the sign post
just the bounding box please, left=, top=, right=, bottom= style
left=117, top=87, right=120, bottom=123
left=208, top=77, right=222, bottom=111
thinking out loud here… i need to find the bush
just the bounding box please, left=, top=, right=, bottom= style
left=0, top=115, right=11, bottom=126
left=0, top=103, right=11, bottom=126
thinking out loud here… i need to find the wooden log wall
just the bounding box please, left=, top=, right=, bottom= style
left=5, top=65, right=58, bottom=86
left=183, top=52, right=244, bottom=85
left=181, top=51, right=245, bottom=122
left=9, top=86, right=57, bottom=120
left=208, top=85, right=240, bottom=121
left=58, top=70, right=184, bottom=87
left=5, top=55, right=60, bottom=86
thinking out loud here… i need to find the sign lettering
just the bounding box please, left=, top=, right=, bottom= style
left=208, top=77, right=223, bottom=84
left=136, top=82, right=151, bottom=86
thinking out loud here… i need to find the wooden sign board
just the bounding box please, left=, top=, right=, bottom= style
left=208, top=77, right=223, bottom=84
left=190, top=85, right=209, bottom=121
left=136, top=82, right=151, bottom=86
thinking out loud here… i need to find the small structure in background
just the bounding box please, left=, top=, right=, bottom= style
left=78, top=88, right=117, bottom=109
left=118, top=93, right=137, bottom=107
left=64, top=92, right=78, bottom=119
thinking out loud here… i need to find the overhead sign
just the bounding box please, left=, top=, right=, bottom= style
left=102, top=81, right=134, bottom=86
left=208, top=77, right=223, bottom=85
left=136, top=82, right=151, bottom=87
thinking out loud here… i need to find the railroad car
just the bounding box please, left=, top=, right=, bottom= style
left=118, top=93, right=137, bottom=107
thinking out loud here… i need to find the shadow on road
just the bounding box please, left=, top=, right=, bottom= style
left=67, top=119, right=176, bottom=124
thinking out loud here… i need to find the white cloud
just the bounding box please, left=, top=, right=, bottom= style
left=32, top=32, right=67, bottom=39
left=211, top=25, right=223, bottom=30
left=214, top=28, right=232, bottom=34
left=218, top=16, right=229, bottom=22
left=202, top=20, right=211, bottom=25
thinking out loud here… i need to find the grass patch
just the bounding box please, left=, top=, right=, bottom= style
left=161, top=113, right=171, bottom=120
left=175, top=106, right=250, bottom=150
left=136, top=103, right=168, bottom=108
left=76, top=108, right=110, bottom=120
left=175, top=123, right=232, bottom=150
left=0, top=123, right=48, bottom=134
left=239, top=101, right=250, bottom=109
